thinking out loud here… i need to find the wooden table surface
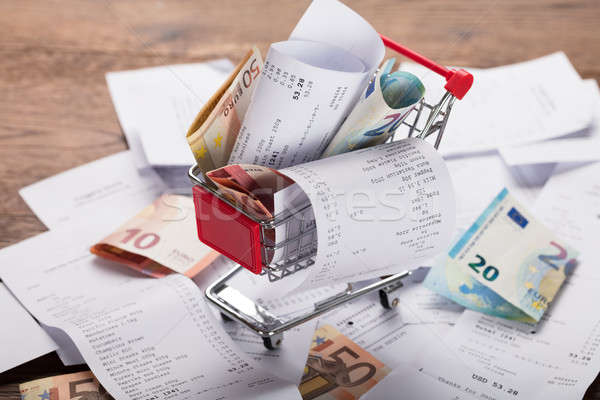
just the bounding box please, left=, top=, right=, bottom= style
left=1, top=0, right=599, bottom=398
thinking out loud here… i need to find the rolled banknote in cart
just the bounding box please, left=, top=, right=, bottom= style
left=321, top=58, right=426, bottom=157
left=206, top=164, right=294, bottom=220
left=206, top=137, right=455, bottom=293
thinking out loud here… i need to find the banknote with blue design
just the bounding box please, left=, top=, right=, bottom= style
left=321, top=58, right=425, bottom=158
left=425, top=188, right=578, bottom=322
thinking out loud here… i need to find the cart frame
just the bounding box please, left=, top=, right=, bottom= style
left=188, top=35, right=473, bottom=349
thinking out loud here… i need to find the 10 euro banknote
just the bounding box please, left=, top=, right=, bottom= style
left=91, top=194, right=219, bottom=278
left=425, top=188, right=578, bottom=322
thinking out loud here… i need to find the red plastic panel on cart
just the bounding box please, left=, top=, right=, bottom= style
left=192, top=185, right=263, bottom=274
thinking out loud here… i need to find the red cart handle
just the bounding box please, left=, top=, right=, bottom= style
left=380, top=34, right=473, bottom=100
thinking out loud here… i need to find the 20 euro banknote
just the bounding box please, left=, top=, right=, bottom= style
left=425, top=188, right=578, bottom=322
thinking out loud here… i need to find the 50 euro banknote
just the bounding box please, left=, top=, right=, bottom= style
left=425, top=188, right=578, bottom=322
left=20, top=371, right=113, bottom=400
left=186, top=47, right=263, bottom=173
left=91, top=194, right=219, bottom=278
left=299, top=325, right=390, bottom=400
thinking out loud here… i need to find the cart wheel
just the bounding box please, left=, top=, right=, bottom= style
left=379, top=290, right=399, bottom=309
left=262, top=336, right=282, bottom=350
left=220, top=312, right=234, bottom=322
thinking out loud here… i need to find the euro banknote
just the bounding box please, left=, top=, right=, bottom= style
left=425, top=238, right=536, bottom=323
left=20, top=371, right=113, bottom=400
left=425, top=188, right=578, bottom=322
left=321, top=58, right=425, bottom=158
left=186, top=47, right=263, bottom=173
left=91, top=194, right=219, bottom=278
left=206, top=164, right=293, bottom=220
left=299, top=324, right=390, bottom=400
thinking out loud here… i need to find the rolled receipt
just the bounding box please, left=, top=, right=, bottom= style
left=228, top=0, right=384, bottom=169
left=207, top=138, right=454, bottom=294
left=281, top=137, right=456, bottom=290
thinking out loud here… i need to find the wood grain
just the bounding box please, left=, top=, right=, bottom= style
left=0, top=0, right=599, bottom=398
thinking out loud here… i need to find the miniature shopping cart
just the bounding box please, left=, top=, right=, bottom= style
left=188, top=35, right=473, bottom=349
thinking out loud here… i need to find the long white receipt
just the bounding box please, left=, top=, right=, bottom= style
left=440, top=276, right=600, bottom=400
left=281, top=138, right=456, bottom=290
left=0, top=283, right=58, bottom=373
left=0, top=228, right=301, bottom=400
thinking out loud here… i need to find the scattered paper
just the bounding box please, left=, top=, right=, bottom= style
left=442, top=276, right=600, bottom=400
left=0, top=283, right=57, bottom=373
left=106, top=60, right=234, bottom=167
left=445, top=153, right=550, bottom=229
left=221, top=319, right=316, bottom=385
left=19, top=151, right=166, bottom=231
left=401, top=53, right=593, bottom=155
left=361, top=362, right=476, bottom=400
left=0, top=226, right=302, bottom=400
left=499, top=80, right=600, bottom=165
left=318, top=277, right=463, bottom=368
left=535, top=161, right=600, bottom=279
left=394, top=333, right=521, bottom=399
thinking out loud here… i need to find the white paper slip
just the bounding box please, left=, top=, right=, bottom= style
left=19, top=151, right=166, bottom=230
left=442, top=275, right=600, bottom=400
left=0, top=283, right=58, bottom=373
left=535, top=161, right=600, bottom=279
left=282, top=138, right=456, bottom=290
left=106, top=60, right=234, bottom=167
left=401, top=52, right=593, bottom=155
left=317, top=279, right=464, bottom=369
left=499, top=80, right=600, bottom=165
left=445, top=153, right=550, bottom=230
left=361, top=362, right=477, bottom=400
left=193, top=257, right=326, bottom=384
left=228, top=0, right=384, bottom=169
left=500, top=133, right=600, bottom=166
left=403, top=330, right=527, bottom=400
left=219, top=303, right=316, bottom=385
left=0, top=227, right=302, bottom=400
left=40, top=324, right=85, bottom=366
left=289, top=0, right=383, bottom=75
